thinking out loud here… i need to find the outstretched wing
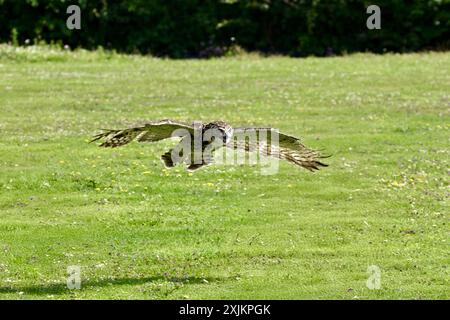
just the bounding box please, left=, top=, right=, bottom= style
left=91, top=119, right=194, bottom=148
left=230, top=127, right=329, bottom=171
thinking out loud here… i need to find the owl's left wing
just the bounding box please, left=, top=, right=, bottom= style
left=229, top=127, right=329, bottom=171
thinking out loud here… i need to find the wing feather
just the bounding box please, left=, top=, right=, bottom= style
left=230, top=127, right=328, bottom=171
left=91, top=119, right=194, bottom=148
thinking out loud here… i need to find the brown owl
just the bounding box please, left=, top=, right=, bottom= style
left=91, top=119, right=328, bottom=171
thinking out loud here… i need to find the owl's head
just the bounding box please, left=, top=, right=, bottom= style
left=204, top=121, right=233, bottom=144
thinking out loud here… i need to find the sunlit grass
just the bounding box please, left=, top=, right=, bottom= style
left=0, top=45, right=448, bottom=299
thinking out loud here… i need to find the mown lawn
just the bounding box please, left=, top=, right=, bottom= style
left=0, top=45, right=448, bottom=299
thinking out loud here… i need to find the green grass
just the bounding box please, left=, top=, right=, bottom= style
left=0, top=45, right=448, bottom=299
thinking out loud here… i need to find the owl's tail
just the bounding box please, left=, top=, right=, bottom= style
left=161, top=147, right=213, bottom=171
left=187, top=163, right=207, bottom=171
left=161, top=150, right=176, bottom=168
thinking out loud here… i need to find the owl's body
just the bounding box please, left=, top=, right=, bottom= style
left=91, top=119, right=328, bottom=171
left=161, top=121, right=231, bottom=170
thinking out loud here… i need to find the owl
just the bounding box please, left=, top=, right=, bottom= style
left=91, top=119, right=328, bottom=171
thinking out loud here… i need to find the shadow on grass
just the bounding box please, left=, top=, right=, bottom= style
left=0, top=275, right=224, bottom=295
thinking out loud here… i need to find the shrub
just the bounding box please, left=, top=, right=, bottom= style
left=0, top=0, right=448, bottom=57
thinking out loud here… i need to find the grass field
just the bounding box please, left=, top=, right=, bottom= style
left=0, top=45, right=448, bottom=299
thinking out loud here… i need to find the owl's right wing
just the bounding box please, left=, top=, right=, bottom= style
left=91, top=119, right=195, bottom=148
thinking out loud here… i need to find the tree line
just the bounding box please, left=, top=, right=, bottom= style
left=0, top=0, right=448, bottom=58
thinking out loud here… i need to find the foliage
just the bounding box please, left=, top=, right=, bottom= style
left=0, top=0, right=449, bottom=57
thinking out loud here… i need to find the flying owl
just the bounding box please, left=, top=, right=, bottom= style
left=91, top=119, right=328, bottom=171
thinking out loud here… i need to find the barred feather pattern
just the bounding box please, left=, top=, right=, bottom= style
left=91, top=120, right=329, bottom=172
left=90, top=120, right=194, bottom=148
left=90, top=128, right=144, bottom=148
left=230, top=128, right=328, bottom=171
